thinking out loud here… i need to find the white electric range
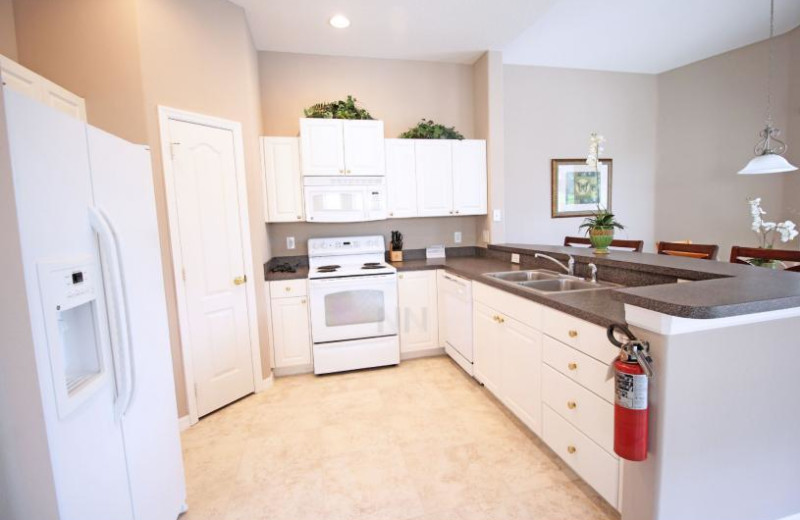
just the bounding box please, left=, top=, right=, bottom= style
left=307, top=236, right=399, bottom=374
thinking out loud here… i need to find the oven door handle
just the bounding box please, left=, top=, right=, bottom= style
left=310, top=274, right=397, bottom=286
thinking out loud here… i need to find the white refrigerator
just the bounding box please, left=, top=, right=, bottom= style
left=0, top=89, right=186, bottom=519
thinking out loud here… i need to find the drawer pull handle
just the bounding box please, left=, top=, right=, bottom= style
left=568, top=362, right=578, bottom=371
left=567, top=445, right=577, bottom=454
left=399, top=274, right=404, bottom=279
left=285, top=287, right=292, bottom=292
left=567, top=401, right=577, bottom=410
left=568, top=330, right=578, bottom=338
left=494, top=315, right=505, bottom=324
left=301, top=299, right=306, bottom=304
left=233, top=275, right=247, bottom=285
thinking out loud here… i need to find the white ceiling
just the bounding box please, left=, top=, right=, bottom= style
left=229, top=0, right=554, bottom=64
left=230, top=0, right=800, bottom=73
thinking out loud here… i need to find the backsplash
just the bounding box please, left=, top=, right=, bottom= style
left=267, top=215, right=486, bottom=256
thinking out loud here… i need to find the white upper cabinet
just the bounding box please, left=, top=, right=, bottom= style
left=300, top=119, right=345, bottom=175
left=452, top=140, right=487, bottom=215
left=0, top=54, right=86, bottom=122
left=300, top=118, right=385, bottom=176
left=415, top=140, right=454, bottom=217
left=261, top=137, right=304, bottom=222
left=343, top=120, right=385, bottom=175
left=385, top=139, right=418, bottom=218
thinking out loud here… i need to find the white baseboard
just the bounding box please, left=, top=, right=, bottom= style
left=400, top=347, right=446, bottom=361
left=178, top=415, right=192, bottom=432
left=261, top=374, right=274, bottom=391
left=273, top=364, right=314, bottom=377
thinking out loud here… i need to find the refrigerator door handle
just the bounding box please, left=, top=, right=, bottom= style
left=89, top=207, right=134, bottom=420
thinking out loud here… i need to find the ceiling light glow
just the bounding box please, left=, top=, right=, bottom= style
left=329, top=14, right=350, bottom=29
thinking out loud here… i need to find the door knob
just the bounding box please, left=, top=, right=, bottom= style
left=568, top=330, right=578, bottom=338
left=233, top=275, right=247, bottom=285
left=568, top=362, right=578, bottom=371
left=567, top=401, right=577, bottom=410
left=567, top=445, right=577, bottom=454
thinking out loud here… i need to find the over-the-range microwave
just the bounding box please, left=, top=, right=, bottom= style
left=303, top=176, right=387, bottom=222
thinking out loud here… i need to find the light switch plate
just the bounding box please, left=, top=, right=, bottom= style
left=511, top=253, right=520, bottom=264
left=454, top=231, right=462, bottom=244
left=493, top=209, right=502, bottom=222
left=286, top=236, right=295, bottom=250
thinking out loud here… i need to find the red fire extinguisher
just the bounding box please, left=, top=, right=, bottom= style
left=607, top=323, right=654, bottom=462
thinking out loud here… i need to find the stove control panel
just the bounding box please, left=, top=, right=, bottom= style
left=308, top=235, right=386, bottom=257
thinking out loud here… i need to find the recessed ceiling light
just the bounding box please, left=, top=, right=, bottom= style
left=329, top=14, right=350, bottom=29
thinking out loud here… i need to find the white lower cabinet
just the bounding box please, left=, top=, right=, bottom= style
left=472, top=282, right=620, bottom=509
left=543, top=406, right=619, bottom=507
left=397, top=270, right=439, bottom=355
left=473, top=288, right=543, bottom=436
left=268, top=281, right=312, bottom=371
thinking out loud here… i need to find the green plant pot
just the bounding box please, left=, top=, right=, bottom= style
left=589, top=228, right=614, bottom=254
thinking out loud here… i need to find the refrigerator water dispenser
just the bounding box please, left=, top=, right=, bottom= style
left=37, top=258, right=109, bottom=419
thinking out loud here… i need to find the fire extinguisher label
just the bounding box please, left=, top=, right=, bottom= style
left=616, top=372, right=648, bottom=410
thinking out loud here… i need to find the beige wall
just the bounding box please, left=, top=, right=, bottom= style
left=137, top=0, right=269, bottom=415
left=0, top=0, right=17, bottom=59
left=260, top=51, right=481, bottom=254
left=503, top=65, right=658, bottom=250
left=12, top=0, right=148, bottom=144
left=259, top=51, right=475, bottom=138
left=269, top=216, right=483, bottom=257
left=655, top=34, right=795, bottom=257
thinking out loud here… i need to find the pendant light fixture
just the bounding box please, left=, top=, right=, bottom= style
left=738, top=0, right=798, bottom=175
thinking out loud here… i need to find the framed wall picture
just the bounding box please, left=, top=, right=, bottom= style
left=551, top=158, right=613, bottom=218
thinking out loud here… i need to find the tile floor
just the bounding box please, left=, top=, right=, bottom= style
left=180, top=356, right=620, bottom=520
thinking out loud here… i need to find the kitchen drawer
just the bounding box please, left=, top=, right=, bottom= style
left=543, top=405, right=619, bottom=508
left=543, top=335, right=614, bottom=403
left=541, top=307, right=618, bottom=363
left=542, top=365, right=614, bottom=453
left=270, top=279, right=307, bottom=298
left=473, top=282, right=542, bottom=330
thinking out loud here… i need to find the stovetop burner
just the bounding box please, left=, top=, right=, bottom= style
left=361, top=264, right=385, bottom=270
left=363, top=262, right=381, bottom=266
left=318, top=265, right=341, bottom=270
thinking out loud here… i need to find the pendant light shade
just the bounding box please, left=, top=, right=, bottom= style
left=738, top=0, right=798, bottom=175
left=739, top=153, right=799, bottom=175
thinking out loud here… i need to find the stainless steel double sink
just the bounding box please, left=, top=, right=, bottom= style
left=484, top=269, right=620, bottom=294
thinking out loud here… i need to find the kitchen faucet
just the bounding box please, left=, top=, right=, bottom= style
left=534, top=253, right=575, bottom=276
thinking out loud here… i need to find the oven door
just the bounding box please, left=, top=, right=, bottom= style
left=309, top=274, right=398, bottom=343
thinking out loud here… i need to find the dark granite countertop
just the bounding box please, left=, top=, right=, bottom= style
left=390, top=256, right=626, bottom=327
left=493, top=244, right=800, bottom=319
left=263, top=243, right=800, bottom=324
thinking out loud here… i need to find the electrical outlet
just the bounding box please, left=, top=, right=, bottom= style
left=511, top=253, right=520, bottom=264
left=286, top=236, right=295, bottom=250
left=454, top=231, right=462, bottom=244
left=493, top=209, right=502, bottom=222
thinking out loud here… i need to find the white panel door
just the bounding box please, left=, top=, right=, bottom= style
left=300, top=118, right=344, bottom=175
left=452, top=140, right=487, bottom=215
left=501, top=315, right=543, bottom=435
left=262, top=137, right=304, bottom=222
left=41, top=78, right=87, bottom=122
left=270, top=296, right=312, bottom=368
left=398, top=271, right=438, bottom=353
left=473, top=303, right=501, bottom=395
left=87, top=127, right=186, bottom=519
left=343, top=120, right=385, bottom=176
left=0, top=54, right=42, bottom=100
left=385, top=139, right=418, bottom=218
left=415, top=140, right=453, bottom=217
left=167, top=119, right=255, bottom=417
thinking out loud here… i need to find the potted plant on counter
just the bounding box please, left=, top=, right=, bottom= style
left=579, top=208, right=625, bottom=254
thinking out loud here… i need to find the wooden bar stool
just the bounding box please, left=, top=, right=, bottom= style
left=563, top=236, right=644, bottom=252
left=730, top=246, right=800, bottom=272
left=657, top=241, right=719, bottom=260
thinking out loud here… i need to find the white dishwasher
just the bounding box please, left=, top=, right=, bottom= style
left=437, top=270, right=474, bottom=375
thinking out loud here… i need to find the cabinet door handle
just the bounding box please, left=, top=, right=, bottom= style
left=300, top=299, right=306, bottom=304
left=568, top=362, right=578, bottom=371
left=233, top=275, right=247, bottom=285
left=285, top=286, right=292, bottom=292
left=398, top=274, right=404, bottom=279
left=346, top=169, right=352, bottom=174
left=568, top=330, right=578, bottom=338
left=297, top=215, right=302, bottom=220
left=567, top=445, right=577, bottom=454
left=567, top=401, right=577, bottom=410
left=389, top=212, right=394, bottom=216
left=339, top=169, right=344, bottom=174
left=455, top=210, right=460, bottom=214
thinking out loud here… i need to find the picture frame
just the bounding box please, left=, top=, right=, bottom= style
left=551, top=158, right=613, bottom=218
